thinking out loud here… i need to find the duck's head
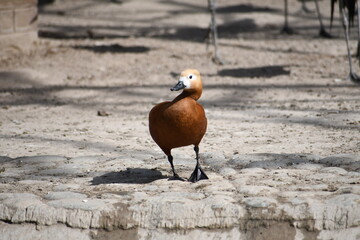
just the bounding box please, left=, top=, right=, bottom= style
left=170, top=69, right=202, bottom=100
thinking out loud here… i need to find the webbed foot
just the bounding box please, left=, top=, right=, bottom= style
left=188, top=164, right=209, bottom=183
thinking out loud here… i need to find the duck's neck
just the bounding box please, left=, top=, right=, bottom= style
left=174, top=89, right=202, bottom=102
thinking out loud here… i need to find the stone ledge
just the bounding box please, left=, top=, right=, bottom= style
left=0, top=192, right=359, bottom=231
left=0, top=153, right=359, bottom=239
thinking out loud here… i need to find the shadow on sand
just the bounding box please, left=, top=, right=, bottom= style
left=91, top=168, right=167, bottom=185
left=73, top=44, right=150, bottom=54
left=218, top=65, right=291, bottom=78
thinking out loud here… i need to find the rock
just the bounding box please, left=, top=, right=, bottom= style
left=0, top=193, right=40, bottom=201
left=0, top=154, right=359, bottom=239
left=202, top=152, right=227, bottom=169
left=15, top=156, right=66, bottom=165
left=0, top=224, right=91, bottom=240
left=97, top=110, right=110, bottom=117
left=336, top=186, right=360, bottom=194
left=39, top=167, right=80, bottom=176
left=68, top=156, right=105, bottom=164
left=293, top=163, right=323, bottom=170
left=0, top=156, right=12, bottom=163
left=229, top=153, right=321, bottom=169
left=238, top=185, right=279, bottom=196
left=317, top=228, right=360, bottom=240
left=239, top=168, right=266, bottom=174
left=47, top=198, right=115, bottom=211
left=18, top=180, right=52, bottom=186
left=322, top=194, right=360, bottom=229
left=319, top=167, right=348, bottom=175
left=219, top=167, right=238, bottom=177
left=53, top=184, right=81, bottom=191
left=242, top=197, right=277, bottom=208
left=317, top=154, right=360, bottom=172
left=43, top=191, right=88, bottom=200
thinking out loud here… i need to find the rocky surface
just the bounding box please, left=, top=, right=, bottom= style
left=0, top=153, right=360, bottom=239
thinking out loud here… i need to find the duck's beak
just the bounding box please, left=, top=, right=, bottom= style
left=170, top=81, right=186, bottom=91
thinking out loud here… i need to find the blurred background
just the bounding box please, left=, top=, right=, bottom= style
left=0, top=0, right=359, bottom=159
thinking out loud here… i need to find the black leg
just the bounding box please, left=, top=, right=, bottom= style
left=300, top=0, right=314, bottom=14
left=281, top=0, right=295, bottom=34
left=194, top=145, right=199, bottom=160
left=189, top=146, right=209, bottom=183
left=340, top=2, right=360, bottom=82
left=167, top=155, right=184, bottom=181
left=357, top=1, right=360, bottom=64
left=314, top=0, right=332, bottom=38
left=208, top=0, right=224, bottom=65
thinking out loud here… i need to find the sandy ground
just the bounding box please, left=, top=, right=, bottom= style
left=0, top=0, right=359, bottom=164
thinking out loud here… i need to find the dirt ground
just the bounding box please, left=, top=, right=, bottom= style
left=0, top=0, right=359, bottom=163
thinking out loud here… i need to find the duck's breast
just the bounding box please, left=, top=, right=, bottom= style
left=149, top=98, right=207, bottom=151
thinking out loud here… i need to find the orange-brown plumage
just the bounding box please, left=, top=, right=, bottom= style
left=149, top=69, right=208, bottom=182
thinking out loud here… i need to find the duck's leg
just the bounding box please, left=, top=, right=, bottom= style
left=189, top=146, right=209, bottom=183
left=167, top=155, right=185, bottom=181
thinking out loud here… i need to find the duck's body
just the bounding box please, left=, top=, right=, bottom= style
left=149, top=69, right=208, bottom=182
left=149, top=93, right=207, bottom=154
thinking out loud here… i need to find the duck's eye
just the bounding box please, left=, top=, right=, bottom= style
left=189, top=75, right=193, bottom=79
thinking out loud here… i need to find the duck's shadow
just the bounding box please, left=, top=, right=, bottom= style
left=91, top=168, right=167, bottom=185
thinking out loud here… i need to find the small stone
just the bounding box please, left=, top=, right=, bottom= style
left=219, top=167, right=238, bottom=177
left=320, top=167, right=348, bottom=175
left=18, top=180, right=51, bottom=185
left=97, top=110, right=110, bottom=116
left=238, top=186, right=278, bottom=196
left=202, top=152, right=227, bottom=169
left=53, top=184, right=81, bottom=191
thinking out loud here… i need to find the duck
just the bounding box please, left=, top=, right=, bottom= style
left=149, top=69, right=208, bottom=182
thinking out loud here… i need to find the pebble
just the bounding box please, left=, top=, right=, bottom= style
left=219, top=167, right=238, bottom=177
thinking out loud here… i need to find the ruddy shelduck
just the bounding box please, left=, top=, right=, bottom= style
left=149, top=69, right=208, bottom=182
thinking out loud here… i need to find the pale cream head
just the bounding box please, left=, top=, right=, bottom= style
left=170, top=69, right=203, bottom=100
left=178, top=69, right=201, bottom=89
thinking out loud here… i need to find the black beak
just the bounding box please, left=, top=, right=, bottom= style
left=170, top=81, right=186, bottom=91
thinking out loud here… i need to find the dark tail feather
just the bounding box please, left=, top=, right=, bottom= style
left=347, top=0, right=356, bottom=26
left=333, top=0, right=357, bottom=29
left=330, top=0, right=337, bottom=30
